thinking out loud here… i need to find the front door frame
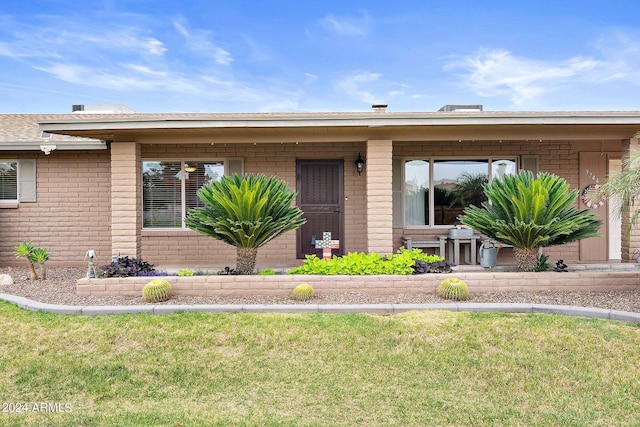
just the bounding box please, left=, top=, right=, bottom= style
left=579, top=152, right=609, bottom=261
left=295, top=159, right=344, bottom=259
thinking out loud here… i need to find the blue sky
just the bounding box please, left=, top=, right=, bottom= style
left=1, top=0, right=640, bottom=113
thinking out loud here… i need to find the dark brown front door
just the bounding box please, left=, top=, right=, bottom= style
left=296, top=160, right=344, bottom=259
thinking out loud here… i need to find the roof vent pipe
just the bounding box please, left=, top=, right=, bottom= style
left=372, top=104, right=388, bottom=112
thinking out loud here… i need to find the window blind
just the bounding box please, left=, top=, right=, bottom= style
left=142, top=161, right=182, bottom=228
left=0, top=161, right=18, bottom=200
left=143, top=160, right=227, bottom=228
left=185, top=161, right=224, bottom=210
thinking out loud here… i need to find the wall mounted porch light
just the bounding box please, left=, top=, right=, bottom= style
left=354, top=153, right=365, bottom=175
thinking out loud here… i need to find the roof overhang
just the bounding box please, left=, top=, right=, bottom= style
left=38, top=111, right=640, bottom=142
left=0, top=140, right=107, bottom=151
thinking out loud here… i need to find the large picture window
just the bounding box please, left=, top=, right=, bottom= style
left=143, top=160, right=225, bottom=228
left=404, top=158, right=516, bottom=227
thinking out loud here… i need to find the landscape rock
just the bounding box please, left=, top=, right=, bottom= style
left=0, top=274, right=14, bottom=285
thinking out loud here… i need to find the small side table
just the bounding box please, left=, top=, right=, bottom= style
left=443, top=234, right=482, bottom=265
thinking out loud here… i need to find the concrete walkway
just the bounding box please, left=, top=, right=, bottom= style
left=1, top=293, right=639, bottom=323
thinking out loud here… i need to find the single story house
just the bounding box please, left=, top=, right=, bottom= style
left=2, top=103, right=640, bottom=269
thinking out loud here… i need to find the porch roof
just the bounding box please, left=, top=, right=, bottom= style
left=37, top=110, right=640, bottom=143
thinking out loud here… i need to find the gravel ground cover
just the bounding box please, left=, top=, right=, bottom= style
left=1, top=266, right=639, bottom=312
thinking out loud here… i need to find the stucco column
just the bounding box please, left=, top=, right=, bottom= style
left=366, top=139, right=394, bottom=255
left=621, top=137, right=640, bottom=262
left=110, top=142, right=141, bottom=259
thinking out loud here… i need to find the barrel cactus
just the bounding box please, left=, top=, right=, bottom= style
left=142, top=279, right=173, bottom=303
left=437, top=278, right=469, bottom=301
left=292, top=283, right=314, bottom=301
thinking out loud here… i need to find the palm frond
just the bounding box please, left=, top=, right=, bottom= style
left=185, top=174, right=306, bottom=249
left=590, top=150, right=640, bottom=234
left=460, top=171, right=601, bottom=250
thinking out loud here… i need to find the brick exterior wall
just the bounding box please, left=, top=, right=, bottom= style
left=77, top=268, right=640, bottom=297
left=393, top=139, right=618, bottom=263
left=1, top=137, right=627, bottom=269
left=0, top=150, right=111, bottom=266
left=111, top=142, right=141, bottom=259
left=366, top=140, right=394, bottom=255
left=139, top=142, right=368, bottom=269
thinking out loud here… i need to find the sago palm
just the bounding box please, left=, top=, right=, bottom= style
left=185, top=174, right=306, bottom=275
left=460, top=171, right=601, bottom=271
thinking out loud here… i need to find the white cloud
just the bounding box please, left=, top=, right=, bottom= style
left=0, top=11, right=311, bottom=112
left=0, top=41, right=62, bottom=59
left=0, top=23, right=167, bottom=59
left=199, top=75, right=299, bottom=107
left=304, top=73, right=318, bottom=85
left=1, top=15, right=240, bottom=97
left=336, top=72, right=423, bottom=106
left=173, top=19, right=232, bottom=65
left=336, top=71, right=382, bottom=104
left=240, top=34, right=273, bottom=63
left=592, top=30, right=640, bottom=82
left=140, top=38, right=167, bottom=56
left=173, top=21, right=190, bottom=38
left=57, top=28, right=167, bottom=56
left=447, top=49, right=601, bottom=106
left=318, top=12, right=372, bottom=36
left=446, top=30, right=640, bottom=108
left=34, top=62, right=201, bottom=93
left=123, top=64, right=168, bottom=77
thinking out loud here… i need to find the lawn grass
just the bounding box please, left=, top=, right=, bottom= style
left=0, top=301, right=639, bottom=426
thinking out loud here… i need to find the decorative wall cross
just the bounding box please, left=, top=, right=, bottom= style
left=314, top=231, right=340, bottom=260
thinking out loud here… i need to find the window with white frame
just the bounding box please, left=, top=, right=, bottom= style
left=401, top=158, right=517, bottom=227
left=0, top=161, right=18, bottom=201
left=0, top=160, right=36, bottom=204
left=142, top=159, right=237, bottom=228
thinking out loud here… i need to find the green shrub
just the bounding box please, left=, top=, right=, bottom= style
left=100, top=256, right=166, bottom=277
left=259, top=268, right=276, bottom=275
left=177, top=267, right=195, bottom=277
left=194, top=269, right=213, bottom=276
left=142, top=279, right=173, bottom=303
left=437, top=278, right=469, bottom=301
left=30, top=247, right=51, bottom=280
left=292, top=283, right=314, bottom=301
left=14, top=242, right=52, bottom=280
left=288, top=248, right=445, bottom=275
left=535, top=254, right=551, bottom=272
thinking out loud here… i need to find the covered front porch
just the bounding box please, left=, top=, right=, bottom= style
left=39, top=109, right=640, bottom=269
